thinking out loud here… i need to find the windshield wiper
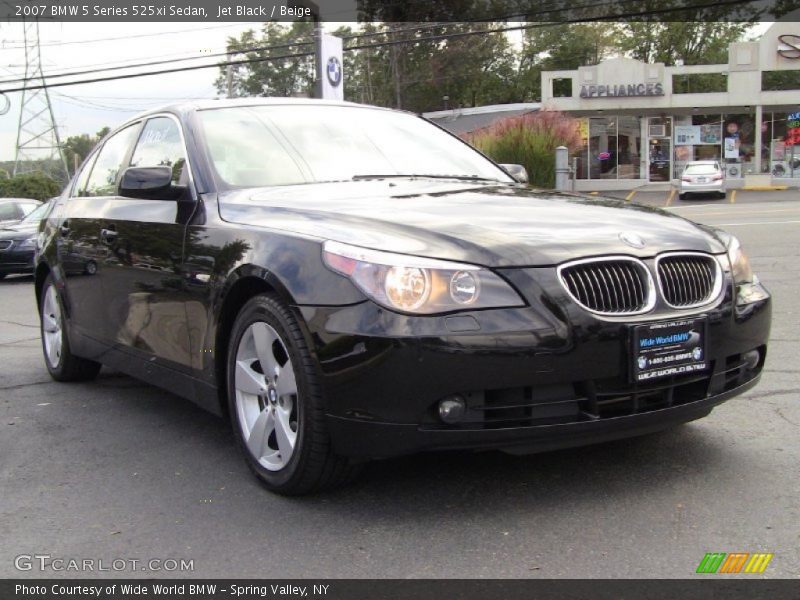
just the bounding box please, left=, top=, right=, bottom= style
left=351, top=174, right=501, bottom=182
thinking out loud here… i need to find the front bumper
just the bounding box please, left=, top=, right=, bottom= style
left=326, top=375, right=760, bottom=458
left=680, top=181, right=725, bottom=194
left=300, top=266, right=771, bottom=460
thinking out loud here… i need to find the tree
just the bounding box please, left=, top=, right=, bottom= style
left=62, top=126, right=111, bottom=175
left=0, top=173, right=62, bottom=201
left=517, top=23, right=621, bottom=101
left=464, top=111, right=583, bottom=188
left=216, top=21, right=317, bottom=98
left=618, top=22, right=750, bottom=66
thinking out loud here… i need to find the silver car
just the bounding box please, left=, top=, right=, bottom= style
left=679, top=161, right=726, bottom=200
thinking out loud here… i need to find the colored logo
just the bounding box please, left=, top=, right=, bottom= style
left=326, top=57, right=342, bottom=87
left=696, top=552, right=773, bottom=574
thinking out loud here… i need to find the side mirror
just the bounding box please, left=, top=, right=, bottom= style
left=499, top=164, right=529, bottom=184
left=120, top=166, right=185, bottom=200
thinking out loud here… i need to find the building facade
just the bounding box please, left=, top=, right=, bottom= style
left=541, top=19, right=800, bottom=191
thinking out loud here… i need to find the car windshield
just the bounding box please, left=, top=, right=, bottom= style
left=198, top=105, right=513, bottom=188
left=684, top=164, right=718, bottom=175
left=21, top=202, right=50, bottom=222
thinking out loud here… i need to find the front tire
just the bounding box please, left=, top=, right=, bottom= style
left=226, top=294, right=360, bottom=495
left=40, top=275, right=101, bottom=381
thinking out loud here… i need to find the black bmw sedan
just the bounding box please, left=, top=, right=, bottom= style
left=35, top=99, right=771, bottom=495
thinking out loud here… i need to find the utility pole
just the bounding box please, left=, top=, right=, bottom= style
left=13, top=19, right=69, bottom=183
left=226, top=53, right=234, bottom=98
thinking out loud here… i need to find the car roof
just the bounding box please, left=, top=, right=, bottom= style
left=685, top=161, right=719, bottom=165
left=128, top=97, right=399, bottom=123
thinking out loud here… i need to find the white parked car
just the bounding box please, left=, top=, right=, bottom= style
left=679, top=161, right=726, bottom=200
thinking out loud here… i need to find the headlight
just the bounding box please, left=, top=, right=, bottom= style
left=726, top=236, right=754, bottom=284
left=17, top=237, right=37, bottom=250
left=322, top=240, right=523, bottom=314
left=725, top=235, right=769, bottom=306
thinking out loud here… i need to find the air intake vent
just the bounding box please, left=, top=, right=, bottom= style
left=656, top=253, right=721, bottom=308
left=559, top=258, right=654, bottom=315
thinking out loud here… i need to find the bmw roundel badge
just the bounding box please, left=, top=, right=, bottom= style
left=326, top=57, right=342, bottom=87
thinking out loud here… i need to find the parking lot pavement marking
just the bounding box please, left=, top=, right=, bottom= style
left=625, top=190, right=637, bottom=202
left=665, top=189, right=676, bottom=207
left=668, top=207, right=800, bottom=217
left=731, top=190, right=736, bottom=204
left=714, top=220, right=800, bottom=226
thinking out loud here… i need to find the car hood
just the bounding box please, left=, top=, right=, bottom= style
left=0, top=222, right=37, bottom=239
left=217, top=180, right=727, bottom=267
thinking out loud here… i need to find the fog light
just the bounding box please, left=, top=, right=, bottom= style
left=438, top=395, right=466, bottom=423
left=743, top=349, right=760, bottom=370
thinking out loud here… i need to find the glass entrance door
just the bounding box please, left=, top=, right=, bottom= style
left=649, top=139, right=671, bottom=182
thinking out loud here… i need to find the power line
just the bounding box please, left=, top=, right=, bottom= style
left=0, top=0, right=741, bottom=87
left=0, top=38, right=317, bottom=85
left=0, top=0, right=759, bottom=94
left=0, top=22, right=253, bottom=49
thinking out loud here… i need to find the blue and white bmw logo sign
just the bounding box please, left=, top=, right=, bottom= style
left=619, top=231, right=646, bottom=249
left=326, top=57, right=342, bottom=87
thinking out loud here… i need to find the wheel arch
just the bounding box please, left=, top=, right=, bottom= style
left=34, top=261, right=52, bottom=308
left=213, top=265, right=307, bottom=415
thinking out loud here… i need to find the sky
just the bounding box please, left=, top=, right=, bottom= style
left=0, top=21, right=275, bottom=161
left=0, top=21, right=772, bottom=163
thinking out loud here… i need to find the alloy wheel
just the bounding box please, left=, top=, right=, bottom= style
left=234, top=321, right=299, bottom=471
left=42, top=285, right=63, bottom=368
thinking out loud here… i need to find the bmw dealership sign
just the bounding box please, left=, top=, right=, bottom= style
left=320, top=33, right=344, bottom=101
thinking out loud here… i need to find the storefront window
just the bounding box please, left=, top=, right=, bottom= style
left=583, top=116, right=643, bottom=180
left=589, top=117, right=617, bottom=179
left=722, top=112, right=756, bottom=178
left=770, top=111, right=800, bottom=178
left=616, top=116, right=642, bottom=179
left=573, top=118, right=589, bottom=179
left=673, top=114, right=722, bottom=178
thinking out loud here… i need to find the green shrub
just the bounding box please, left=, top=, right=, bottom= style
left=0, top=172, right=62, bottom=201
left=464, top=111, right=582, bottom=188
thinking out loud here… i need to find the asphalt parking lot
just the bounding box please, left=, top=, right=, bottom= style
left=1, top=190, right=798, bottom=579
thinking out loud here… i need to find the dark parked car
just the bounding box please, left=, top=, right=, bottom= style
left=0, top=200, right=53, bottom=280
left=35, top=100, right=771, bottom=495
left=0, top=197, right=41, bottom=227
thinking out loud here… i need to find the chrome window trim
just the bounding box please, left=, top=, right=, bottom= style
left=557, top=255, right=657, bottom=317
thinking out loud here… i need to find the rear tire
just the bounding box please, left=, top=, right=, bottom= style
left=40, top=275, right=102, bottom=382
left=226, top=293, right=361, bottom=495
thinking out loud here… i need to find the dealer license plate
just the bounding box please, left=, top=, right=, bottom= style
left=631, top=317, right=708, bottom=382
left=697, top=177, right=708, bottom=183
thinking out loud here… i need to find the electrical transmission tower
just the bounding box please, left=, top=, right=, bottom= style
left=13, top=19, right=69, bottom=183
